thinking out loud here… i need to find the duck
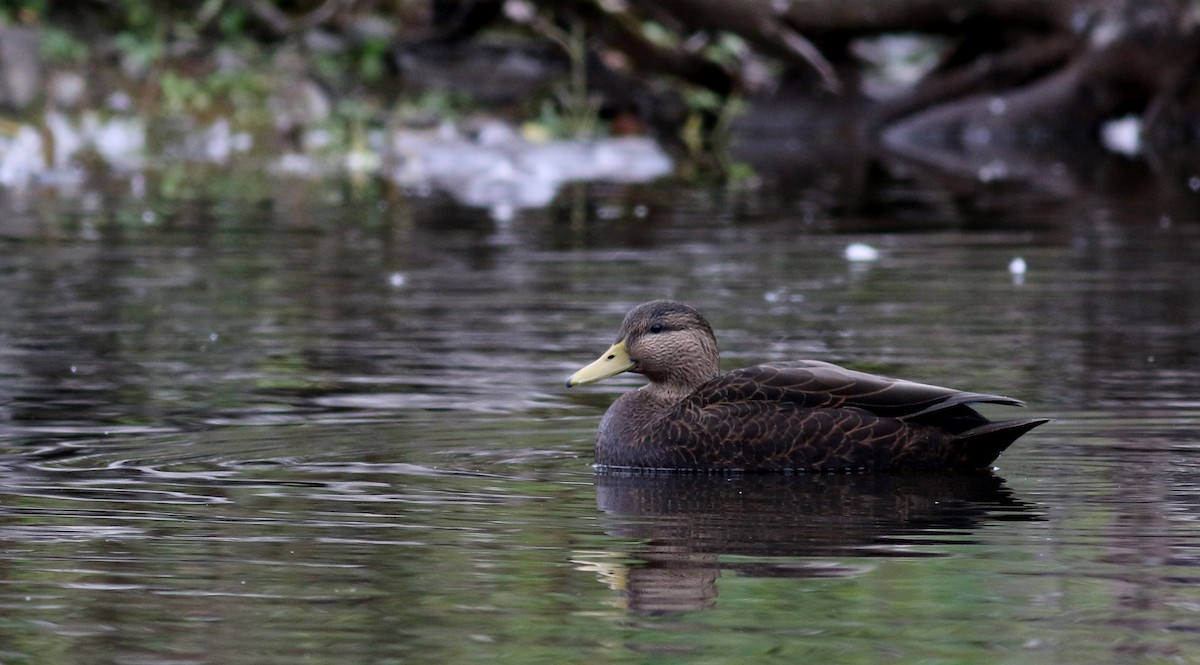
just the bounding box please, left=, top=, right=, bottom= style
left=566, top=300, right=1048, bottom=472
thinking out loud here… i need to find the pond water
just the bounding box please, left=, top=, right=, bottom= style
left=1, top=150, right=1200, bottom=664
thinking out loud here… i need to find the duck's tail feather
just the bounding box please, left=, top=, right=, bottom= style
left=904, top=392, right=1025, bottom=420
left=954, top=418, right=1050, bottom=467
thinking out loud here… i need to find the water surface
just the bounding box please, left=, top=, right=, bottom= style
left=1, top=161, right=1199, bottom=663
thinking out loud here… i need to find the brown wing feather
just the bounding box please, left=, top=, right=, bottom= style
left=692, top=360, right=1023, bottom=422
left=609, top=400, right=969, bottom=471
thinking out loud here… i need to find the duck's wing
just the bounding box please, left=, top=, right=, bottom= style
left=652, top=400, right=929, bottom=471
left=652, top=399, right=1042, bottom=471
left=691, top=360, right=1025, bottom=422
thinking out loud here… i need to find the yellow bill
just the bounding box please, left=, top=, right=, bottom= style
left=566, top=340, right=634, bottom=387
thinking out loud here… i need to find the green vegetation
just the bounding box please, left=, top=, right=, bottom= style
left=0, top=0, right=759, bottom=181
left=39, top=25, right=87, bottom=63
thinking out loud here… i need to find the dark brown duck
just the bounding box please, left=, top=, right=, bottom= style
left=566, top=300, right=1048, bottom=472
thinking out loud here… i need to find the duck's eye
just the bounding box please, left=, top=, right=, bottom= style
left=649, top=323, right=663, bottom=334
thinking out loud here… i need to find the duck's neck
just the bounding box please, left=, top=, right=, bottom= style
left=645, top=350, right=720, bottom=403
left=645, top=376, right=710, bottom=404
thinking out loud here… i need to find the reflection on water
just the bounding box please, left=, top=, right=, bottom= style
left=0, top=150, right=1198, bottom=662
left=592, top=471, right=1036, bottom=614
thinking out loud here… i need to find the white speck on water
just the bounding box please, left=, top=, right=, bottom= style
left=1189, top=176, right=1200, bottom=192
left=1099, top=115, right=1141, bottom=157
left=1009, top=256, right=1027, bottom=285
left=844, top=243, right=879, bottom=262
left=633, top=204, right=648, bottom=218
left=764, top=290, right=805, bottom=303
left=69, top=365, right=78, bottom=374
left=141, top=210, right=156, bottom=224
left=388, top=272, right=407, bottom=288
left=1147, top=355, right=1156, bottom=363
left=1008, top=257, right=1027, bottom=275
left=209, top=333, right=219, bottom=342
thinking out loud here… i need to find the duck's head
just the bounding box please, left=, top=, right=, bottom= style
left=566, top=300, right=721, bottom=394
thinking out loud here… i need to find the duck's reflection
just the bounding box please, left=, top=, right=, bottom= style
left=581, top=471, right=1036, bottom=615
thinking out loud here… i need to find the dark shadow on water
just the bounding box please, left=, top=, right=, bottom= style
left=592, top=471, right=1038, bottom=615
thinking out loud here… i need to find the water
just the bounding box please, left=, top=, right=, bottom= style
left=1, top=158, right=1199, bottom=664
